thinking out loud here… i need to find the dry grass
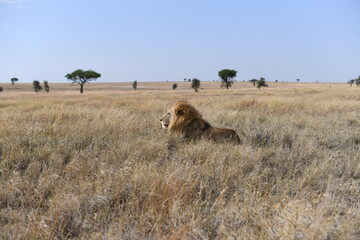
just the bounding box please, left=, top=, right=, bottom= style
left=0, top=82, right=359, bottom=239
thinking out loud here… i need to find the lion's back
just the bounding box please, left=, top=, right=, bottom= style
left=183, top=118, right=211, bottom=139
left=206, top=127, right=241, bottom=144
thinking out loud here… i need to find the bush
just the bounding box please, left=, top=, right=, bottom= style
left=44, top=81, right=50, bottom=93
left=33, top=80, right=42, bottom=93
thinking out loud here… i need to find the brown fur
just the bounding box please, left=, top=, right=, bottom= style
left=167, top=101, right=241, bottom=144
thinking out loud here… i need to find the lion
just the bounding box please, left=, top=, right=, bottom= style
left=164, top=101, right=241, bottom=144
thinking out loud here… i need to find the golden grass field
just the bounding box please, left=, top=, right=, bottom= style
left=0, top=81, right=359, bottom=239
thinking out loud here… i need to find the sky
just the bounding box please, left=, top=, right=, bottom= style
left=0, top=0, right=359, bottom=83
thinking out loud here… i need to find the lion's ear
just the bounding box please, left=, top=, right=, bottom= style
left=176, top=109, right=184, bottom=115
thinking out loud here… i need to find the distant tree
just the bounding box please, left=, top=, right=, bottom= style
left=257, top=77, right=268, bottom=89
left=218, top=69, right=236, bottom=89
left=0, top=87, right=3, bottom=93
left=183, top=78, right=186, bottom=82
left=275, top=80, right=278, bottom=82
left=356, top=76, right=360, bottom=87
left=11, top=78, right=18, bottom=85
left=191, top=78, right=200, bottom=92
left=188, top=79, right=191, bottom=82
left=33, top=80, right=42, bottom=94
left=172, top=83, right=178, bottom=90
left=44, top=81, right=50, bottom=92
left=296, top=79, right=300, bottom=82
left=132, top=80, right=137, bottom=90
left=348, top=79, right=355, bottom=86
left=249, top=79, right=258, bottom=86
left=65, top=69, right=101, bottom=94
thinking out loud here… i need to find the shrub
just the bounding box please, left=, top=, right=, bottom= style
left=33, top=80, right=42, bottom=93
left=44, top=81, right=50, bottom=93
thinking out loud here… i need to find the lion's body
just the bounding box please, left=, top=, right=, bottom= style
left=166, top=101, right=241, bottom=144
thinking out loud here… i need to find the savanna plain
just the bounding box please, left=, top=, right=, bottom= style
left=0, top=81, right=359, bottom=239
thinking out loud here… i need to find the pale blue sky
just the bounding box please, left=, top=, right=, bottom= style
left=1, top=0, right=359, bottom=83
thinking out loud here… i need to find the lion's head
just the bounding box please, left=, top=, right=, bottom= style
left=168, top=101, right=206, bottom=133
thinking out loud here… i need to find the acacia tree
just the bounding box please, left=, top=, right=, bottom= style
left=249, top=79, right=258, bottom=86
left=172, top=83, right=178, bottom=90
left=191, top=78, right=200, bottom=92
left=65, top=69, right=101, bottom=94
left=11, top=78, right=18, bottom=85
left=348, top=79, right=355, bottom=86
left=218, top=69, right=236, bottom=89
left=33, top=80, right=42, bottom=94
left=257, top=77, right=268, bottom=89
left=355, top=76, right=360, bottom=87
left=132, top=80, right=137, bottom=90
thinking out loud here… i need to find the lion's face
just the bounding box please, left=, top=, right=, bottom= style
left=160, top=111, right=171, bottom=129
left=167, top=101, right=203, bottom=132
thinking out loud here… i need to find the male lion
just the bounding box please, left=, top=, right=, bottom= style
left=164, top=101, right=241, bottom=144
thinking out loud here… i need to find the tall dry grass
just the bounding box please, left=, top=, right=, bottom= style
left=0, top=83, right=359, bottom=239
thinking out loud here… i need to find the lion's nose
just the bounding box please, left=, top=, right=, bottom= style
left=160, top=119, right=162, bottom=121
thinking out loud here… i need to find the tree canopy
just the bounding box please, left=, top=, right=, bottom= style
left=44, top=81, right=50, bottom=93
left=191, top=78, right=200, bottom=92
left=348, top=79, right=355, bottom=86
left=33, top=80, right=42, bottom=94
left=65, top=69, right=101, bottom=93
left=132, top=80, right=138, bottom=90
left=256, top=77, right=268, bottom=89
left=218, top=69, right=236, bottom=89
left=11, top=78, right=18, bottom=85
left=249, top=79, right=258, bottom=86
left=355, top=76, right=360, bottom=87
